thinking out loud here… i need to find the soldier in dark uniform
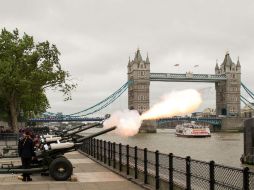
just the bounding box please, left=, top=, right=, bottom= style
left=18, top=130, right=35, bottom=181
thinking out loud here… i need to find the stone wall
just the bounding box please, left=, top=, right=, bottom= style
left=0, top=121, right=9, bottom=128
left=221, top=117, right=245, bottom=131
left=0, top=121, right=24, bottom=130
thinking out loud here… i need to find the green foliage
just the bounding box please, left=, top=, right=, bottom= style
left=0, top=28, right=76, bottom=131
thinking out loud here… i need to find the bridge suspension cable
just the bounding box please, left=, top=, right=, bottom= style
left=240, top=95, right=254, bottom=110
left=43, top=112, right=57, bottom=117
left=64, top=80, right=132, bottom=117
left=78, top=83, right=130, bottom=117
left=241, top=83, right=254, bottom=100
left=240, top=95, right=253, bottom=105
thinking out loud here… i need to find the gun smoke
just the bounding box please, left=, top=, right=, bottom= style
left=103, top=109, right=142, bottom=137
left=103, top=89, right=202, bottom=137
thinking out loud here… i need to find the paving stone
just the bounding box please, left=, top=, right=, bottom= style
left=76, top=172, right=125, bottom=182
left=69, top=158, right=94, bottom=164
left=0, top=152, right=144, bottom=190
left=73, top=163, right=109, bottom=173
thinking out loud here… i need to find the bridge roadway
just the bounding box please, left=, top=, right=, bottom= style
left=29, top=117, right=105, bottom=122
left=30, top=116, right=222, bottom=126
left=0, top=151, right=144, bottom=190
left=158, top=117, right=222, bottom=125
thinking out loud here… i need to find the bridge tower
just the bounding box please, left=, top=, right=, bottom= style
left=127, top=49, right=150, bottom=114
left=128, top=49, right=156, bottom=132
left=215, top=52, right=241, bottom=116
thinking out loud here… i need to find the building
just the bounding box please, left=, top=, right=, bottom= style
left=202, top=108, right=216, bottom=117
left=241, top=103, right=254, bottom=118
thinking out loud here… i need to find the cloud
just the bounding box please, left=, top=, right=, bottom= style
left=1, top=0, right=254, bottom=114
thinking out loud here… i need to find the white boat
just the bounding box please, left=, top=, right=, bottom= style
left=175, top=123, right=211, bottom=137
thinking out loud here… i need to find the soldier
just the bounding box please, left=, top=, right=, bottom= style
left=18, top=130, right=35, bottom=181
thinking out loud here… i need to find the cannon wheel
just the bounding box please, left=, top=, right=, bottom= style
left=49, top=157, right=73, bottom=181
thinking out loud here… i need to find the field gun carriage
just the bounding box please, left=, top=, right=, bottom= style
left=0, top=122, right=116, bottom=181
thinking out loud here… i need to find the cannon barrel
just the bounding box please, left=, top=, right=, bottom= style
left=75, top=126, right=116, bottom=143
left=62, top=123, right=102, bottom=138
left=61, top=123, right=87, bottom=134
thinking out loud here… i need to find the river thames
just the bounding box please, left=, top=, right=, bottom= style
left=83, top=129, right=243, bottom=168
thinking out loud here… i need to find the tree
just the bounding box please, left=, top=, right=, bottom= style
left=0, top=28, right=76, bottom=132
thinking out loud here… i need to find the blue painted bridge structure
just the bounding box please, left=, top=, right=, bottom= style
left=29, top=117, right=104, bottom=122
left=29, top=115, right=222, bottom=127
left=157, top=117, right=222, bottom=126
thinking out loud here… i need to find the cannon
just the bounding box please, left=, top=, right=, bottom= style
left=54, top=123, right=87, bottom=136
left=41, top=122, right=102, bottom=143
left=0, top=126, right=116, bottom=181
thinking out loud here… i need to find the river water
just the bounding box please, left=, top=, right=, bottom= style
left=82, top=129, right=243, bottom=168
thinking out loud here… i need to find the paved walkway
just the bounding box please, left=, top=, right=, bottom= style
left=0, top=151, right=144, bottom=190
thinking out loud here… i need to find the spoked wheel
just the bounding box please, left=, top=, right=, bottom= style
left=49, top=157, right=73, bottom=181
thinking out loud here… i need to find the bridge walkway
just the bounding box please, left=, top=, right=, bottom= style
left=0, top=151, right=144, bottom=190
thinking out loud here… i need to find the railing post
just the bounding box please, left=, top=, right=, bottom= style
left=96, top=139, right=99, bottom=160
left=83, top=140, right=87, bottom=153
left=108, top=141, right=111, bottom=166
left=84, top=139, right=87, bottom=154
left=209, top=160, right=215, bottom=190
left=144, top=148, right=148, bottom=184
left=87, top=138, right=90, bottom=155
left=155, top=150, right=160, bottom=190
left=86, top=139, right=89, bottom=154
left=103, top=140, right=106, bottom=164
left=85, top=140, right=88, bottom=153
left=134, top=146, right=138, bottom=179
left=93, top=138, right=96, bottom=158
left=111, top=143, right=113, bottom=159
left=186, top=156, right=191, bottom=190
left=88, top=138, right=90, bottom=155
left=119, top=143, right=122, bottom=172
left=90, top=138, right=93, bottom=156
left=243, top=167, right=249, bottom=190
left=113, top=142, right=116, bottom=169
left=100, top=140, right=103, bottom=162
left=126, top=145, right=130, bottom=175
left=91, top=138, right=93, bottom=157
left=169, top=153, right=173, bottom=190
left=95, top=139, right=97, bottom=159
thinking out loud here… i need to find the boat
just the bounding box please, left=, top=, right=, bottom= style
left=175, top=122, right=211, bottom=137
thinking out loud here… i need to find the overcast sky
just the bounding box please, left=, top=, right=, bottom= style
left=1, top=0, right=254, bottom=116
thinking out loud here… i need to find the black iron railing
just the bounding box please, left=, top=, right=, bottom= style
left=80, top=138, right=254, bottom=190
left=0, top=133, right=19, bottom=146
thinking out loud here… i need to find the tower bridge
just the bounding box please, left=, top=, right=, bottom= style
left=128, top=49, right=242, bottom=131
left=128, top=49, right=241, bottom=117
left=31, top=49, right=251, bottom=131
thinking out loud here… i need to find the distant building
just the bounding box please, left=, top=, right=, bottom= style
left=241, top=103, right=254, bottom=118
left=191, top=112, right=203, bottom=117
left=202, top=108, right=216, bottom=117
left=191, top=108, right=216, bottom=118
